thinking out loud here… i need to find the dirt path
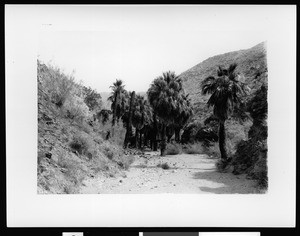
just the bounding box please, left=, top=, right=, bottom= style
left=79, top=152, right=259, bottom=194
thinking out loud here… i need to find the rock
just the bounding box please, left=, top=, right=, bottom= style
left=45, top=152, right=52, bottom=159
left=119, top=179, right=123, bottom=183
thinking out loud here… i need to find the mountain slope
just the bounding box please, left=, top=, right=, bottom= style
left=37, top=61, right=134, bottom=194
left=180, top=42, right=268, bottom=121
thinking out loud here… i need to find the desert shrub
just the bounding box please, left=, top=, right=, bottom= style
left=160, top=162, right=170, bottom=170
left=181, top=121, right=202, bottom=144
left=200, top=141, right=219, bottom=158
left=64, top=94, right=91, bottom=123
left=110, top=122, right=126, bottom=146
left=100, top=141, right=125, bottom=162
left=248, top=143, right=268, bottom=188
left=120, top=155, right=135, bottom=170
left=83, top=86, right=102, bottom=111
left=183, top=142, right=204, bottom=154
left=232, top=136, right=267, bottom=176
left=165, top=143, right=182, bottom=155
left=97, top=109, right=111, bottom=125
left=74, top=120, right=93, bottom=134
left=195, top=127, right=218, bottom=143
left=215, top=158, right=231, bottom=172
left=91, top=155, right=110, bottom=173
left=56, top=152, right=88, bottom=193
left=69, top=132, right=93, bottom=156
left=38, top=60, right=76, bottom=107
left=231, top=84, right=268, bottom=188
left=101, top=142, right=116, bottom=160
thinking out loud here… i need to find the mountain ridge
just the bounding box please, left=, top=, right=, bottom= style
left=179, top=41, right=268, bottom=122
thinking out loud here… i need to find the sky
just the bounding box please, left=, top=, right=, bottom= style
left=37, top=5, right=269, bottom=93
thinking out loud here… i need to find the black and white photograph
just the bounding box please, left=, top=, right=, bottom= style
left=37, top=12, right=268, bottom=195
left=5, top=5, right=296, bottom=227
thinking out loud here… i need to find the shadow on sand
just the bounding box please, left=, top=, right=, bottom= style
left=192, top=170, right=257, bottom=194
left=132, top=164, right=214, bottom=171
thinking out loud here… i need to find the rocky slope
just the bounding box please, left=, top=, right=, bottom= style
left=179, top=41, right=268, bottom=122
left=37, top=62, right=134, bottom=194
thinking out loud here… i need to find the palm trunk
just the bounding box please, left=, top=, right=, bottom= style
left=218, top=120, right=228, bottom=160
left=144, top=129, right=148, bottom=147
left=135, top=129, right=139, bottom=148
left=160, top=124, right=167, bottom=156
left=153, top=113, right=158, bottom=151
left=124, top=91, right=135, bottom=148
left=139, top=131, right=143, bottom=149
left=111, top=93, right=119, bottom=137
left=174, top=127, right=181, bottom=143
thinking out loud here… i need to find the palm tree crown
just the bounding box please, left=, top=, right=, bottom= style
left=201, top=63, right=246, bottom=121
left=108, top=79, right=128, bottom=125
left=148, top=71, right=183, bottom=124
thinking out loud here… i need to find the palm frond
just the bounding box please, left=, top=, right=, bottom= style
left=201, top=76, right=217, bottom=95
left=228, top=63, right=237, bottom=74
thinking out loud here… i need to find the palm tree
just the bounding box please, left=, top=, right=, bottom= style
left=201, top=63, right=246, bottom=161
left=174, top=93, right=193, bottom=142
left=108, top=79, right=127, bottom=135
left=148, top=71, right=185, bottom=156
left=123, top=91, right=135, bottom=148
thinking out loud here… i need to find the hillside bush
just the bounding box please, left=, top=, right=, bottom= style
left=69, top=131, right=93, bottom=156
left=119, top=155, right=135, bottom=170
left=231, top=84, right=268, bottom=188
left=83, top=86, right=102, bottom=111
left=64, top=94, right=91, bottom=123
left=202, top=141, right=220, bottom=158
left=38, top=60, right=76, bottom=108
left=181, top=121, right=202, bottom=144
left=195, top=126, right=218, bottom=143
left=165, top=143, right=182, bottom=155
left=183, top=142, right=204, bottom=154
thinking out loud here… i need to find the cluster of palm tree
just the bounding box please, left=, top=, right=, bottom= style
left=148, top=71, right=193, bottom=155
left=105, top=71, right=193, bottom=156
left=98, top=63, right=247, bottom=160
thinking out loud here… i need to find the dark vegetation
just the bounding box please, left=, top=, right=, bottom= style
left=38, top=41, right=268, bottom=193
left=180, top=42, right=268, bottom=189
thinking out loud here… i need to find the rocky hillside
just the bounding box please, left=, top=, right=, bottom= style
left=180, top=41, right=268, bottom=122
left=37, top=61, right=135, bottom=194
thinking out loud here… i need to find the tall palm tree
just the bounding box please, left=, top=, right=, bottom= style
left=108, top=79, right=127, bottom=127
left=174, top=93, right=193, bottom=142
left=201, top=63, right=246, bottom=161
left=132, top=95, right=148, bottom=148
left=148, top=71, right=185, bottom=156
left=123, top=91, right=135, bottom=148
